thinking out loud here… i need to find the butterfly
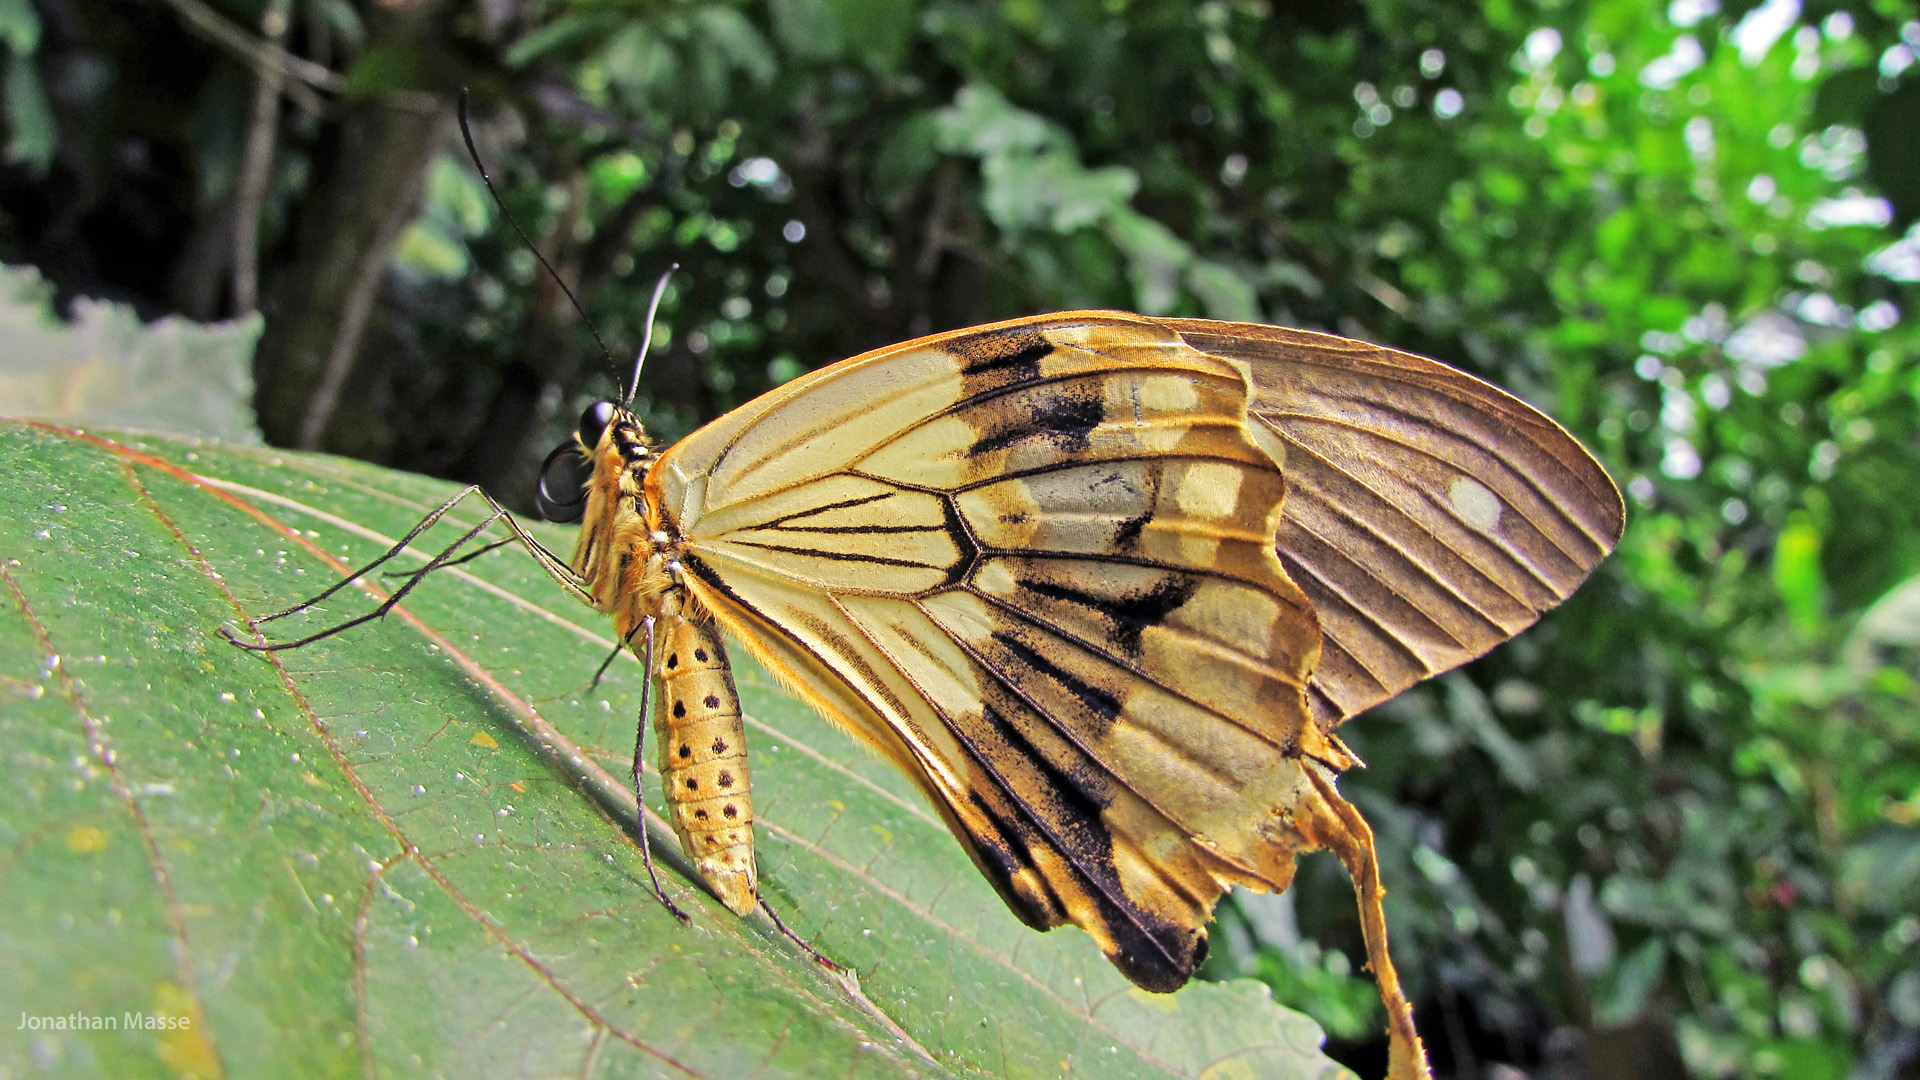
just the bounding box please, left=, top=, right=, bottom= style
left=238, top=309, right=1621, bottom=1080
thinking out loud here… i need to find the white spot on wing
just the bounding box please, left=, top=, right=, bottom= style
left=1448, top=477, right=1503, bottom=532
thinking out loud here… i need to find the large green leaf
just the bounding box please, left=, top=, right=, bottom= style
left=0, top=420, right=1348, bottom=1080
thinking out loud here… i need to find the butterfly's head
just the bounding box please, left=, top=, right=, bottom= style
left=534, top=398, right=653, bottom=523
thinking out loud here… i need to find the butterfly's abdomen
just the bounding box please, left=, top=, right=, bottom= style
left=653, top=614, right=757, bottom=915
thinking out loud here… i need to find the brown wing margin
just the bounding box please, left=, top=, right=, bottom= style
left=1160, top=319, right=1625, bottom=728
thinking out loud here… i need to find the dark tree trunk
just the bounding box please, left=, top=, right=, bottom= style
left=253, top=94, right=448, bottom=452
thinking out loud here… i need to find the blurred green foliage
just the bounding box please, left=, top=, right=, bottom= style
left=4, top=0, right=1919, bottom=1076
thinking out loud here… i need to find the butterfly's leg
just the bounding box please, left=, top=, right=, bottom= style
left=583, top=640, right=626, bottom=694
left=630, top=616, right=690, bottom=923
left=246, top=485, right=495, bottom=623
left=381, top=535, right=516, bottom=576
left=752, top=895, right=837, bottom=972
left=227, top=484, right=595, bottom=653
left=317, top=482, right=595, bottom=607
left=1302, top=768, right=1432, bottom=1080
left=227, top=506, right=509, bottom=651
left=452, top=488, right=594, bottom=605
left=757, top=896, right=842, bottom=973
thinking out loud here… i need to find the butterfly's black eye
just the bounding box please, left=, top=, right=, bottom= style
left=578, top=400, right=617, bottom=449
left=534, top=442, right=590, bottom=523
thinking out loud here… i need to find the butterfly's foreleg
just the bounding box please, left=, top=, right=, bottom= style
left=247, top=484, right=492, bottom=624
left=454, top=488, right=594, bottom=606
left=332, top=483, right=593, bottom=606
left=651, top=612, right=758, bottom=916
left=227, top=499, right=510, bottom=651
left=380, top=535, right=516, bottom=577
left=227, top=484, right=593, bottom=652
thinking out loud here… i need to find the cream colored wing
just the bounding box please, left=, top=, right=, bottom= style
left=646, top=313, right=1329, bottom=991
left=1159, top=319, right=1625, bottom=728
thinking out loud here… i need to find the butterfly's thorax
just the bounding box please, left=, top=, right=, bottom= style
left=568, top=414, right=671, bottom=615
left=569, top=409, right=758, bottom=916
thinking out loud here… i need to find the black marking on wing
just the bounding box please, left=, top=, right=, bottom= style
left=1016, top=573, right=1200, bottom=657
left=960, top=576, right=1300, bottom=753
left=766, top=524, right=950, bottom=535
left=935, top=450, right=1259, bottom=496
left=963, top=789, right=1061, bottom=931
left=949, top=328, right=1054, bottom=381
left=1110, top=470, right=1161, bottom=550
left=952, top=611, right=1255, bottom=852
left=768, top=491, right=897, bottom=524
left=967, top=389, right=1104, bottom=458
left=937, top=493, right=985, bottom=593
left=992, top=630, right=1123, bottom=729
left=977, top=701, right=1114, bottom=834
left=722, top=539, right=949, bottom=570
left=947, top=694, right=1203, bottom=991
left=689, top=533, right=1209, bottom=990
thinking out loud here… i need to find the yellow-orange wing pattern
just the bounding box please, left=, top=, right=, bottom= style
left=648, top=312, right=1340, bottom=991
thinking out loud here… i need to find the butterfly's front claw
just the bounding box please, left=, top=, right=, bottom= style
left=758, top=897, right=839, bottom=972
left=650, top=885, right=692, bottom=924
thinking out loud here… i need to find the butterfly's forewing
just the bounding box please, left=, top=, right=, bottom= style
left=649, top=313, right=1343, bottom=990
left=1159, top=320, right=1625, bottom=727
left=641, top=310, right=1620, bottom=1026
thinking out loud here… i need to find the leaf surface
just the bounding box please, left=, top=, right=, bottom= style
left=0, top=420, right=1348, bottom=1080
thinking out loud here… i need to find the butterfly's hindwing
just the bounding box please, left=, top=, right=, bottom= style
left=650, top=315, right=1333, bottom=989
left=1162, top=320, right=1624, bottom=727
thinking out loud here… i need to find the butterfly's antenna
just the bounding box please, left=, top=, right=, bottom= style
left=456, top=88, right=619, bottom=383
left=624, top=264, right=677, bottom=406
